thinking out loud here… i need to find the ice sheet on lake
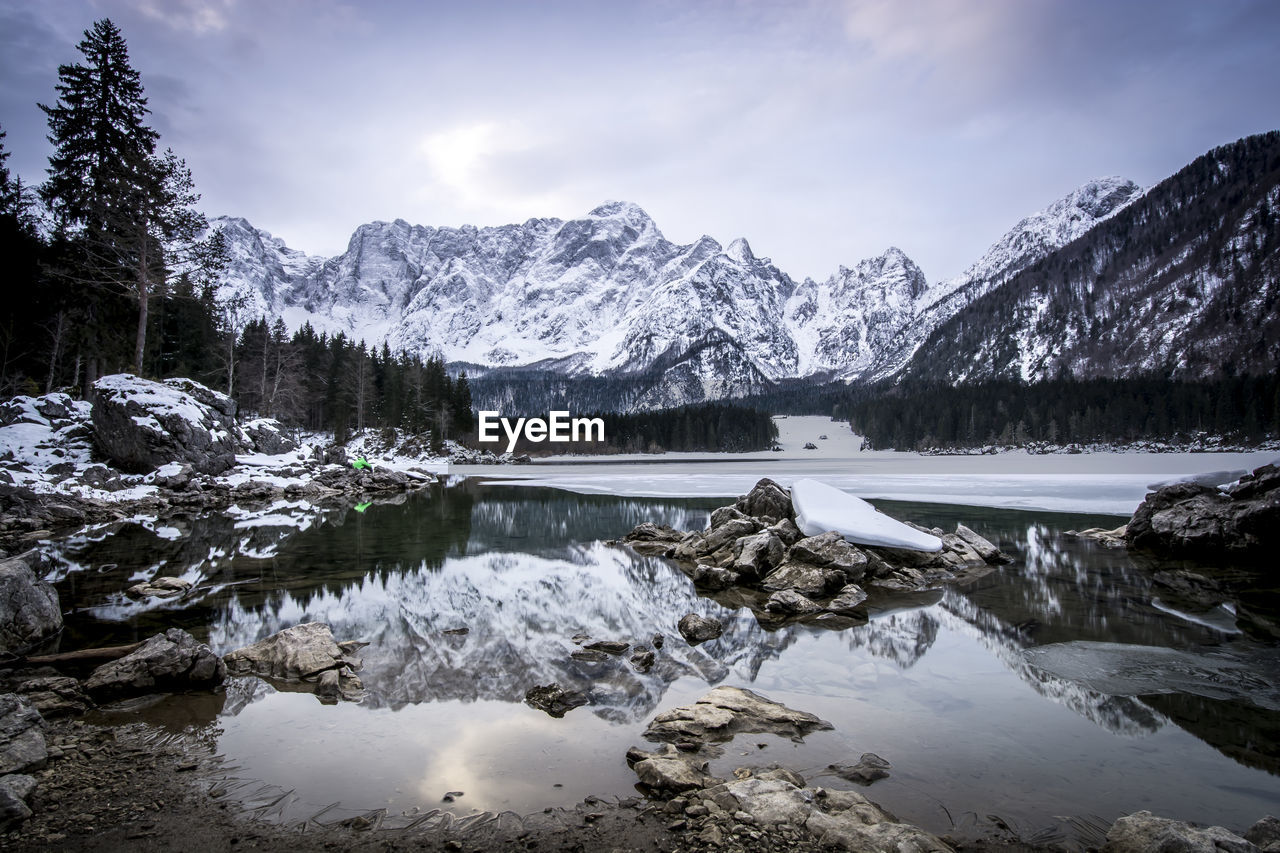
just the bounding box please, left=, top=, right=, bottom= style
left=1022, top=641, right=1280, bottom=711
left=474, top=416, right=1278, bottom=515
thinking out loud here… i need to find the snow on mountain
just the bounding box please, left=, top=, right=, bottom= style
left=212, top=178, right=1146, bottom=400
left=899, top=133, right=1280, bottom=384
left=863, top=177, right=1144, bottom=381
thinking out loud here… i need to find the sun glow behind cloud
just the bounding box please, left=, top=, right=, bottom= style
left=1, top=0, right=1277, bottom=279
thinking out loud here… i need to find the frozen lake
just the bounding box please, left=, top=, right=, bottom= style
left=456, top=415, right=1278, bottom=515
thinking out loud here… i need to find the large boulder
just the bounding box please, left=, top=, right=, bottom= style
left=788, top=532, right=869, bottom=581
left=83, top=628, right=226, bottom=700
left=0, top=772, right=37, bottom=830
left=1127, top=464, right=1280, bottom=560
left=734, top=478, right=794, bottom=522
left=241, top=418, right=297, bottom=455
left=222, top=622, right=365, bottom=703
left=0, top=693, right=46, bottom=776
left=1103, top=810, right=1256, bottom=852
left=91, top=374, right=238, bottom=475
left=0, top=556, right=62, bottom=654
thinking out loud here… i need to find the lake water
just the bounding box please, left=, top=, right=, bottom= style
left=40, top=478, right=1280, bottom=842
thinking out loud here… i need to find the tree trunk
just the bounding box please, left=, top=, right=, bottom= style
left=18, top=641, right=144, bottom=667
left=134, top=248, right=150, bottom=376
left=45, top=311, right=66, bottom=394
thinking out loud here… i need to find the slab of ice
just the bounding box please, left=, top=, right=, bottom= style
left=792, top=477, right=943, bottom=551
left=1022, top=641, right=1280, bottom=711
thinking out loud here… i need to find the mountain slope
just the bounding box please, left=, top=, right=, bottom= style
left=900, top=132, right=1280, bottom=383
left=866, top=177, right=1143, bottom=381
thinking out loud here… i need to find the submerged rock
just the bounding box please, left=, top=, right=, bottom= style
left=626, top=743, right=723, bottom=793
left=1103, top=810, right=1256, bottom=852
left=125, top=576, right=194, bottom=599
left=222, top=622, right=364, bottom=703
left=524, top=684, right=589, bottom=718
left=0, top=555, right=62, bottom=654
left=828, top=752, right=892, bottom=785
left=644, top=686, right=832, bottom=745
left=84, top=628, right=226, bottom=700
left=677, top=614, right=724, bottom=645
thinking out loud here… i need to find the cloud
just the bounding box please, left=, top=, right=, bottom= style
left=130, top=0, right=236, bottom=34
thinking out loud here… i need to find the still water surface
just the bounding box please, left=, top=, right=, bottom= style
left=41, top=483, right=1280, bottom=837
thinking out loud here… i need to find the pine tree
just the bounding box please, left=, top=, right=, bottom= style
left=40, top=19, right=223, bottom=378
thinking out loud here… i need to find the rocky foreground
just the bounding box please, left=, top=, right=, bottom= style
left=0, top=375, right=441, bottom=552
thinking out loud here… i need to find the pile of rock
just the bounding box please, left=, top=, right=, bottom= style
left=621, top=478, right=1009, bottom=623
left=1126, top=462, right=1279, bottom=561
left=624, top=687, right=951, bottom=852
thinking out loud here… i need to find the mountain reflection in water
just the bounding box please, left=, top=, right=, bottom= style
left=39, top=484, right=1280, bottom=834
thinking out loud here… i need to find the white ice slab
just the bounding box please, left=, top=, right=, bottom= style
left=792, top=477, right=943, bottom=551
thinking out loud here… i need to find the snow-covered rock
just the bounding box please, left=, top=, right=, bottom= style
left=91, top=374, right=238, bottom=475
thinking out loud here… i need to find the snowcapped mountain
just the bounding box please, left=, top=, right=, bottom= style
left=216, top=173, right=1144, bottom=404
left=862, top=176, right=1143, bottom=382
left=900, top=132, right=1280, bottom=384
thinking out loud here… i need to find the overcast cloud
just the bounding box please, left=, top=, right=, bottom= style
left=1, top=0, right=1277, bottom=281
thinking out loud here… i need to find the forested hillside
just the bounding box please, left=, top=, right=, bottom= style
left=900, top=133, right=1280, bottom=384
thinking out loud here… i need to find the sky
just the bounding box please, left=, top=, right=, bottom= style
left=1, top=0, right=1278, bottom=283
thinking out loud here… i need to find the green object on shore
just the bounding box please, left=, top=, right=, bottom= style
left=352, top=457, right=372, bottom=470
left=354, top=502, right=372, bottom=513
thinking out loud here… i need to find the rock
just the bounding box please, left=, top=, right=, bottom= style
left=0, top=772, right=37, bottom=830
left=688, top=563, right=742, bottom=590
left=622, top=522, right=688, bottom=556
left=125, top=576, right=194, bottom=599
left=525, top=684, right=589, bottom=717
left=1152, top=569, right=1226, bottom=610
left=626, top=743, right=723, bottom=793
left=1127, top=464, right=1280, bottom=560
left=222, top=622, right=363, bottom=702
left=788, top=532, right=869, bottom=581
left=677, top=614, right=724, bottom=645
left=84, top=628, right=226, bottom=700
left=828, top=752, right=892, bottom=785
left=630, top=647, right=656, bottom=673
left=769, top=518, right=802, bottom=546
left=954, top=524, right=1009, bottom=562
left=583, top=639, right=630, bottom=655
left=765, top=589, right=820, bottom=615
left=678, top=519, right=761, bottom=564
left=731, top=531, right=786, bottom=579
left=762, top=561, right=846, bottom=598
left=824, top=584, right=869, bottom=614
left=571, top=649, right=610, bottom=662
left=91, top=374, right=238, bottom=475
left=0, top=694, right=46, bottom=775
left=241, top=418, right=297, bottom=454
left=1066, top=524, right=1129, bottom=548
left=12, top=676, right=92, bottom=718
left=0, top=555, right=63, bottom=654
left=734, top=478, right=794, bottom=522
left=695, top=774, right=951, bottom=852
left=1246, top=816, right=1280, bottom=850
left=78, top=463, right=124, bottom=492
left=644, top=686, right=833, bottom=745
left=803, top=442, right=818, bottom=450
left=1103, top=810, right=1256, bottom=852
left=710, top=506, right=750, bottom=529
